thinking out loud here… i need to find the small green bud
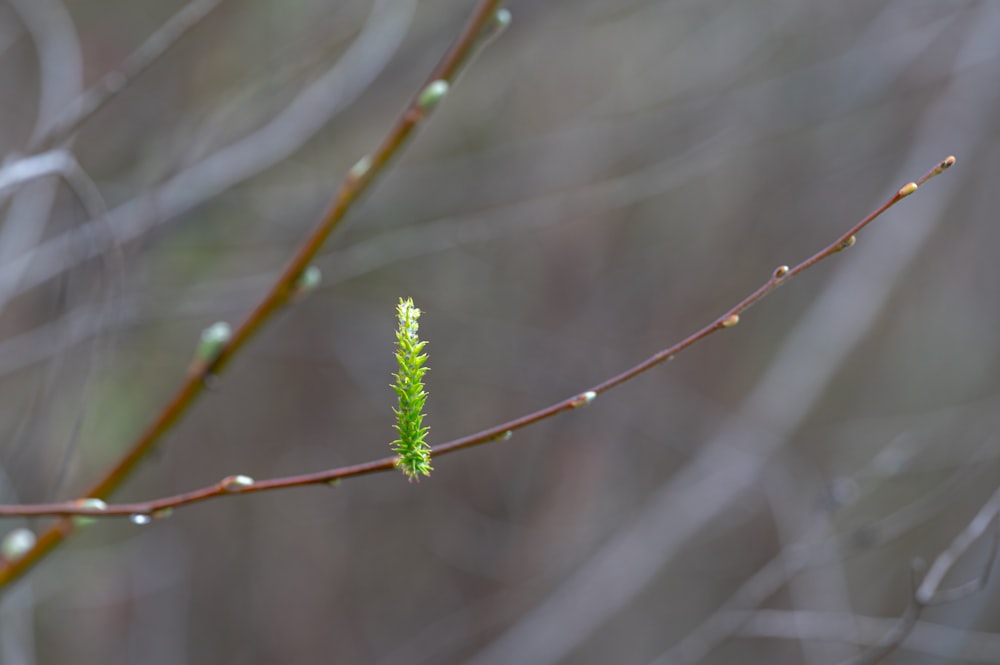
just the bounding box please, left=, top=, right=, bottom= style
left=293, top=265, right=322, bottom=298
left=773, top=265, right=789, bottom=278
left=221, top=474, right=255, bottom=492
left=1, top=528, right=36, bottom=562
left=721, top=314, right=740, bottom=328
left=835, top=235, right=856, bottom=252
left=348, top=154, right=372, bottom=182
left=481, top=8, right=512, bottom=42
left=75, top=497, right=108, bottom=511
left=570, top=391, right=597, bottom=408
left=195, top=322, right=232, bottom=364
left=417, top=80, right=450, bottom=113
left=152, top=508, right=174, bottom=520
left=72, top=497, right=108, bottom=527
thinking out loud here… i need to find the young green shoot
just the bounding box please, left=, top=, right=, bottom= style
left=392, top=298, right=432, bottom=481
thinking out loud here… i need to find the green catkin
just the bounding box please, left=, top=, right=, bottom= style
left=391, top=298, right=432, bottom=480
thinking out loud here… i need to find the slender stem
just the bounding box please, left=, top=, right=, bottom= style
left=0, top=0, right=505, bottom=589
left=0, top=157, right=955, bottom=522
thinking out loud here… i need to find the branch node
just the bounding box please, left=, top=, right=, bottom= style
left=417, top=80, right=450, bottom=113
left=292, top=265, right=322, bottom=300
left=190, top=321, right=232, bottom=376
left=835, top=235, right=856, bottom=252
left=221, top=475, right=255, bottom=492
left=347, top=154, right=372, bottom=184
left=72, top=498, right=109, bottom=527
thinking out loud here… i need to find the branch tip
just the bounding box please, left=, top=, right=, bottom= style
left=481, top=8, right=512, bottom=42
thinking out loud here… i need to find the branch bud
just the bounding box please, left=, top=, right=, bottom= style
left=348, top=155, right=372, bottom=183
left=834, top=235, right=856, bottom=252
left=194, top=322, right=232, bottom=366
left=292, top=265, right=322, bottom=299
left=481, top=8, right=512, bottom=43
left=72, top=497, right=108, bottom=527
left=221, top=475, right=255, bottom=492
left=417, top=80, right=450, bottom=113
left=1, top=528, right=36, bottom=563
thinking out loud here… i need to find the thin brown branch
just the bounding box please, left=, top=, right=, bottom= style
left=0, top=0, right=506, bottom=589
left=0, top=156, right=956, bottom=522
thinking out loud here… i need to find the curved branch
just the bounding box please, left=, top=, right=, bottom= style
left=0, top=156, right=955, bottom=521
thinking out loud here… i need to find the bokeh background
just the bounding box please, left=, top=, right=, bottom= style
left=1, top=0, right=999, bottom=663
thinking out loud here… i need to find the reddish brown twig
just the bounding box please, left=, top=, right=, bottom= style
left=0, top=157, right=955, bottom=524
left=0, top=0, right=505, bottom=589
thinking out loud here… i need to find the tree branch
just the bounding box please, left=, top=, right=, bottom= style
left=0, top=0, right=507, bottom=589
left=0, top=156, right=955, bottom=521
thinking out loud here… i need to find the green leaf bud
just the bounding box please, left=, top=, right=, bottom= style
left=221, top=474, right=255, bottom=492
left=1, top=528, right=36, bottom=562
left=417, top=80, right=450, bottom=113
